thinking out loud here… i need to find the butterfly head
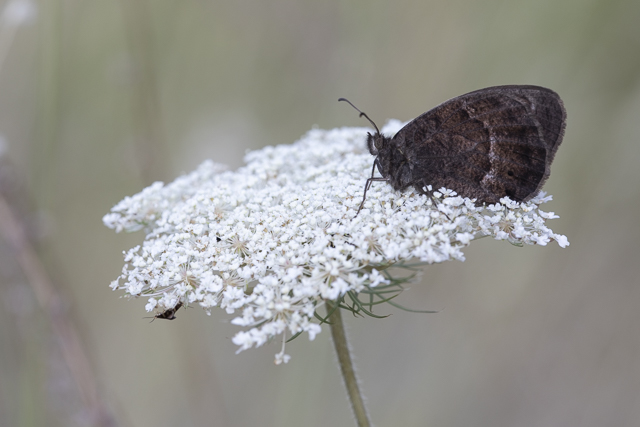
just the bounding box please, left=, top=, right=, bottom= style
left=338, top=98, right=385, bottom=156
left=366, top=130, right=392, bottom=157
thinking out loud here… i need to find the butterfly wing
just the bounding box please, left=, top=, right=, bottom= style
left=392, top=85, right=566, bottom=204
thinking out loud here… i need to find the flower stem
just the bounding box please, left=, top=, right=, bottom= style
left=328, top=302, right=371, bottom=427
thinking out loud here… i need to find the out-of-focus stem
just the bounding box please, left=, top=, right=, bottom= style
left=0, top=195, right=118, bottom=427
left=327, top=301, right=371, bottom=427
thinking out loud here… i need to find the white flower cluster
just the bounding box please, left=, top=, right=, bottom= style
left=104, top=121, right=568, bottom=364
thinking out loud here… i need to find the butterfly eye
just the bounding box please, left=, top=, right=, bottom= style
left=373, top=136, right=384, bottom=150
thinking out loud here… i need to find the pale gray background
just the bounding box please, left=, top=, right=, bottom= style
left=1, top=0, right=639, bottom=426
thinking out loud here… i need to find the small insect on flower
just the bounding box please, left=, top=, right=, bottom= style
left=340, top=85, right=566, bottom=215
left=146, top=302, right=184, bottom=322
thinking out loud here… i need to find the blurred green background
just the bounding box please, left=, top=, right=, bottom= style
left=1, top=0, right=639, bottom=426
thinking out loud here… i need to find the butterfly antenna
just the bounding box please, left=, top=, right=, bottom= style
left=338, top=98, right=381, bottom=134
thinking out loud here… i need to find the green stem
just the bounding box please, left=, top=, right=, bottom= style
left=328, top=302, right=371, bottom=427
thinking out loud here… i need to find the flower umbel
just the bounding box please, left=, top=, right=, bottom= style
left=104, top=121, right=568, bottom=363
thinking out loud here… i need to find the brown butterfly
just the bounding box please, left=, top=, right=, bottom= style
left=340, top=85, right=566, bottom=214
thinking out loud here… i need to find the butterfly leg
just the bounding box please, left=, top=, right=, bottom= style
left=356, top=177, right=388, bottom=216
left=355, top=162, right=388, bottom=216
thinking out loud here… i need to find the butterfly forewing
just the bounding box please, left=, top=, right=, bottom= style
left=391, top=85, right=566, bottom=204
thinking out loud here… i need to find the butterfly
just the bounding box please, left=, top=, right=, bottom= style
left=340, top=85, right=566, bottom=214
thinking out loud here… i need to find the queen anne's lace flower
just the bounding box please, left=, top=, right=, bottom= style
left=104, top=121, right=568, bottom=363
